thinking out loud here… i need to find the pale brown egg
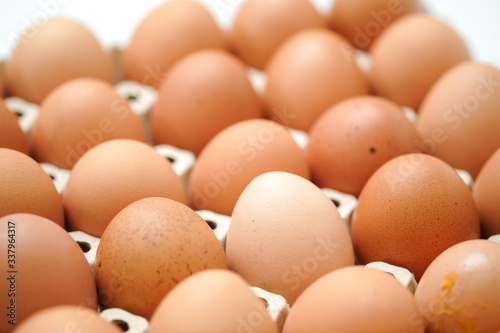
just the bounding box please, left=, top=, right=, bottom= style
left=307, top=95, right=425, bottom=197
left=369, top=14, right=470, bottom=110
left=0, top=213, right=97, bottom=333
left=417, top=62, right=500, bottom=179
left=94, top=197, right=227, bottom=319
left=226, top=171, right=354, bottom=305
left=12, top=306, right=121, bottom=333
left=283, top=266, right=425, bottom=333
left=189, top=119, right=310, bottom=215
left=229, top=0, right=325, bottom=69
left=415, top=240, right=500, bottom=333
left=264, top=28, right=369, bottom=131
left=351, top=153, right=480, bottom=280
left=0, top=99, right=29, bottom=155
left=0, top=148, right=64, bottom=226
left=5, top=18, right=112, bottom=104
left=122, top=0, right=226, bottom=88
left=31, top=78, right=145, bottom=169
left=151, top=49, right=263, bottom=155
left=149, top=270, right=278, bottom=333
left=473, top=148, right=500, bottom=237
left=328, top=0, right=422, bottom=51
left=63, top=139, right=187, bottom=237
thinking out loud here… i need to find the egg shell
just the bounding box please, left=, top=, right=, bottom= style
left=226, top=171, right=354, bottom=305
left=307, top=95, right=425, bottom=197
left=148, top=270, right=278, bottom=333
left=417, top=61, right=500, bottom=179
left=31, top=78, right=146, bottom=169
left=473, top=148, right=500, bottom=237
left=369, top=13, right=470, bottom=110
left=229, top=0, right=325, bottom=69
left=0, top=61, right=5, bottom=97
left=0, top=99, right=29, bottom=155
left=282, top=266, right=425, bottom=333
left=94, top=197, right=227, bottom=319
left=415, top=239, right=500, bottom=333
left=264, top=28, right=369, bottom=131
left=122, top=0, right=226, bottom=88
left=189, top=119, right=310, bottom=215
left=0, top=214, right=97, bottom=333
left=151, top=49, right=263, bottom=155
left=12, top=306, right=121, bottom=333
left=328, top=0, right=422, bottom=51
left=5, top=18, right=112, bottom=104
left=351, top=153, right=480, bottom=280
left=0, top=148, right=64, bottom=226
left=63, top=139, right=187, bottom=237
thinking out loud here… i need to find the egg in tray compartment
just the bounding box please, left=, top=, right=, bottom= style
left=2, top=0, right=500, bottom=332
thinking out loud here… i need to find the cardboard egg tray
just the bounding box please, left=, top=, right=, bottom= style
left=4, top=69, right=498, bottom=332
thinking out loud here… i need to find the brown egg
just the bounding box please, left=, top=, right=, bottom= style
left=369, top=14, right=470, bottom=110
left=63, top=139, right=187, bottom=237
left=151, top=49, right=263, bottom=155
left=415, top=240, right=500, bottom=333
left=122, top=0, right=226, bottom=88
left=0, top=148, right=64, bottom=227
left=0, top=213, right=97, bottom=333
left=149, top=270, right=278, bottom=333
left=264, top=28, right=369, bottom=131
left=94, top=197, right=227, bottom=319
left=229, top=0, right=325, bottom=69
left=351, top=153, right=480, bottom=280
left=473, top=148, right=500, bottom=237
left=5, top=18, right=112, bottom=104
left=283, top=266, right=425, bottom=333
left=308, top=95, right=425, bottom=197
left=226, top=171, right=354, bottom=305
left=12, top=305, right=121, bottom=333
left=329, top=0, right=422, bottom=51
left=417, top=62, right=500, bottom=179
left=31, top=78, right=145, bottom=169
left=0, top=62, right=4, bottom=97
left=189, top=119, right=310, bottom=215
left=0, top=99, right=29, bottom=155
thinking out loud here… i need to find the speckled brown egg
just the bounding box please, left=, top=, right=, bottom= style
left=283, top=266, right=425, bottom=333
left=415, top=239, right=500, bottom=333
left=122, top=0, right=226, bottom=88
left=226, top=171, right=354, bottom=305
left=0, top=213, right=97, bottom=333
left=149, top=270, right=278, bottom=333
left=369, top=14, right=470, bottom=110
left=5, top=18, right=112, bottom=104
left=417, top=62, right=500, bottom=179
left=229, top=0, right=325, bottom=69
left=473, top=148, right=500, bottom=238
left=0, top=100, right=29, bottom=155
left=94, top=197, right=227, bottom=319
left=264, top=28, right=369, bottom=131
left=63, top=139, right=187, bottom=237
left=189, top=119, right=310, bottom=215
left=31, top=78, right=145, bottom=169
left=328, top=0, right=422, bottom=51
left=12, top=306, right=121, bottom=333
left=351, top=153, right=480, bottom=280
left=151, top=49, right=263, bottom=155
left=307, top=95, right=425, bottom=197
left=0, top=148, right=64, bottom=227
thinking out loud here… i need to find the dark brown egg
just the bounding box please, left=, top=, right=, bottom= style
left=0, top=99, right=29, bottom=155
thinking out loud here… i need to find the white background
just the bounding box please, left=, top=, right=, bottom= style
left=0, top=0, right=499, bottom=68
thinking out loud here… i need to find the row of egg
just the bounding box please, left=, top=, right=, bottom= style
left=1, top=0, right=500, bottom=332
